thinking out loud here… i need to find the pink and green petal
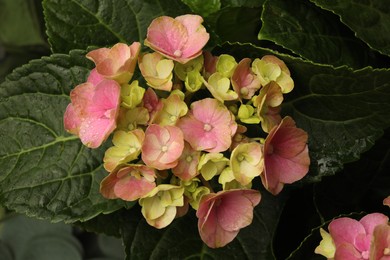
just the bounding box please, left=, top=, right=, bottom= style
left=86, top=42, right=141, bottom=84
left=230, top=142, right=264, bottom=186
left=141, top=124, right=184, bottom=170
left=231, top=58, right=261, bottom=100
left=172, top=142, right=201, bottom=181
left=177, top=98, right=237, bottom=153
left=100, top=164, right=156, bottom=201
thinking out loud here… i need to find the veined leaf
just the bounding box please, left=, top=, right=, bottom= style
left=43, top=0, right=190, bottom=53
left=221, top=42, right=390, bottom=182
left=310, top=0, right=390, bottom=57
left=181, top=0, right=221, bottom=17
left=258, top=0, right=379, bottom=68
left=0, top=50, right=129, bottom=223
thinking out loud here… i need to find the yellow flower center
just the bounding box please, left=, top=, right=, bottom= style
left=174, top=50, right=182, bottom=57
left=161, top=145, right=168, bottom=152
left=203, top=123, right=212, bottom=132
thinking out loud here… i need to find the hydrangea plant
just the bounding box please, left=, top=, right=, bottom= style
left=63, top=14, right=310, bottom=247
left=0, top=0, right=389, bottom=259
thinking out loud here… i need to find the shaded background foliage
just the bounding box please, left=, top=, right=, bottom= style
left=0, top=0, right=389, bottom=259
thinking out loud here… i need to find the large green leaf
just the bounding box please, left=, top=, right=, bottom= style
left=181, top=0, right=221, bottom=17
left=43, top=0, right=190, bottom=53
left=221, top=43, right=390, bottom=182
left=258, top=0, right=380, bottom=68
left=310, top=0, right=390, bottom=57
left=0, top=50, right=128, bottom=222
left=206, top=6, right=263, bottom=46
left=122, top=187, right=286, bottom=259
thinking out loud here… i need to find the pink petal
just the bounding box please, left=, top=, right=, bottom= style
left=197, top=195, right=239, bottom=248
left=87, top=68, right=105, bottom=85
left=86, top=47, right=110, bottom=64
left=100, top=165, right=156, bottom=201
left=217, top=190, right=261, bottom=232
left=175, top=14, right=209, bottom=60
left=79, top=117, right=116, bottom=148
left=329, top=217, right=365, bottom=246
left=196, top=189, right=261, bottom=248
left=262, top=117, right=310, bottom=195
left=63, top=104, right=80, bottom=135
left=359, top=213, right=389, bottom=236
left=334, top=243, right=363, bottom=260
left=370, top=224, right=390, bottom=260
left=145, top=15, right=209, bottom=63
left=145, top=16, right=187, bottom=59
left=88, top=79, right=121, bottom=116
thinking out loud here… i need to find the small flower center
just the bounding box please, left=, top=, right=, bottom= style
left=186, top=155, right=193, bottom=162
left=361, top=251, right=369, bottom=259
left=104, top=108, right=115, bottom=119
left=170, top=115, right=177, bottom=122
left=131, top=170, right=142, bottom=180
left=161, top=145, right=168, bottom=152
left=127, top=123, right=136, bottom=130
left=237, top=154, right=245, bottom=162
left=384, top=248, right=390, bottom=255
left=240, top=87, right=249, bottom=96
left=174, top=50, right=182, bottom=57
left=203, top=123, right=212, bottom=132
left=129, top=147, right=136, bottom=154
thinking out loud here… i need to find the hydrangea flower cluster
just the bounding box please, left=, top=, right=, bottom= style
left=64, top=14, right=310, bottom=248
left=315, top=213, right=390, bottom=260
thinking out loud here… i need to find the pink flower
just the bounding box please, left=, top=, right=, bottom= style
left=196, top=189, right=261, bottom=248
left=370, top=223, right=390, bottom=260
left=172, top=142, right=201, bottom=181
left=177, top=98, right=237, bottom=153
left=144, top=14, right=209, bottom=64
left=261, top=116, right=310, bottom=195
left=141, top=124, right=184, bottom=170
left=231, top=58, right=261, bottom=100
left=142, top=88, right=163, bottom=124
left=64, top=79, right=121, bottom=148
left=86, top=42, right=141, bottom=84
left=100, top=164, right=156, bottom=201
left=329, top=213, right=389, bottom=259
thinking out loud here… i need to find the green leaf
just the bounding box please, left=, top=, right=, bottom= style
left=0, top=50, right=128, bottom=223
left=122, top=188, right=286, bottom=259
left=0, top=0, right=47, bottom=48
left=43, top=0, right=190, bottom=53
left=221, top=0, right=265, bottom=8
left=0, top=50, right=45, bottom=84
left=181, top=0, right=221, bottom=17
left=258, top=0, right=379, bottom=68
left=221, top=43, right=390, bottom=182
left=310, top=0, right=390, bottom=57
left=0, top=241, right=13, bottom=260
left=206, top=6, right=263, bottom=45
left=314, top=127, right=390, bottom=220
